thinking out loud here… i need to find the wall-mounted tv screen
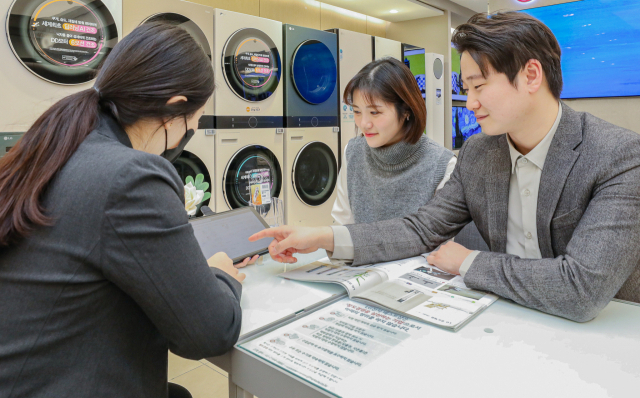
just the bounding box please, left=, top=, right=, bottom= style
left=453, top=106, right=481, bottom=149
left=523, top=0, right=640, bottom=99
left=451, top=43, right=468, bottom=101
left=403, top=47, right=426, bottom=99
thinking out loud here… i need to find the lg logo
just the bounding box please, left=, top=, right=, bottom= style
left=517, top=0, right=534, bottom=3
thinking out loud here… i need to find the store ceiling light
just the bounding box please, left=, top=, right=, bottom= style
left=390, top=9, right=399, bottom=14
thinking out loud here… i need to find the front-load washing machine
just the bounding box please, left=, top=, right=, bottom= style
left=213, top=9, right=284, bottom=213
left=2, top=0, right=121, bottom=134
left=326, top=29, right=372, bottom=169
left=124, top=0, right=215, bottom=215
left=282, top=24, right=339, bottom=226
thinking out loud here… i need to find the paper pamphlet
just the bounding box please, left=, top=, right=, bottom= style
left=280, top=256, right=498, bottom=331
left=238, top=297, right=427, bottom=396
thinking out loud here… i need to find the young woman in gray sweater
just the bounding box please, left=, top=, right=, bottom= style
left=332, top=58, right=456, bottom=225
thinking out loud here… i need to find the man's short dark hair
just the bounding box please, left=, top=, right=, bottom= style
left=452, top=11, right=563, bottom=99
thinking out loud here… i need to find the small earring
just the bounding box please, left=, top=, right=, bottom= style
left=406, top=116, right=410, bottom=121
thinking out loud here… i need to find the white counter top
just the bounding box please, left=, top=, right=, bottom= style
left=238, top=251, right=344, bottom=336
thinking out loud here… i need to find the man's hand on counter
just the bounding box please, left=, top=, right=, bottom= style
left=249, top=226, right=334, bottom=263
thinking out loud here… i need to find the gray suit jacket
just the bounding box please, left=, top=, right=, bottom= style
left=346, top=103, right=640, bottom=322
left=0, top=114, right=242, bottom=397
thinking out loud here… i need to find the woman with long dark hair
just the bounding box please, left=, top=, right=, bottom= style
left=332, top=57, right=456, bottom=225
left=0, top=23, right=250, bottom=397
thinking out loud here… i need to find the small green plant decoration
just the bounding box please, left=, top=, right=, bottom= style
left=184, top=174, right=211, bottom=216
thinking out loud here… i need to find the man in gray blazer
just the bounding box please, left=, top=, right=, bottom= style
left=251, top=12, right=640, bottom=322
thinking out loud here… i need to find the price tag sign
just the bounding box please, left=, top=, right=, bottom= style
left=250, top=170, right=272, bottom=205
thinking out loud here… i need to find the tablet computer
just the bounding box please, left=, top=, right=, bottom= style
left=189, top=207, right=272, bottom=263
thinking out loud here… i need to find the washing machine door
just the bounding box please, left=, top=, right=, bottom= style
left=224, top=145, right=282, bottom=209
left=292, top=142, right=337, bottom=206
left=173, top=151, right=212, bottom=216
left=6, top=0, right=118, bottom=85
left=222, top=28, right=281, bottom=102
left=142, top=13, right=211, bottom=61
left=291, top=40, right=336, bottom=105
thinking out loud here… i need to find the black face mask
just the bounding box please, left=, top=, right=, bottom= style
left=161, top=115, right=195, bottom=163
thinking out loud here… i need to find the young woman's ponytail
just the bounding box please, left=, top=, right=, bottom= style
left=0, top=88, right=100, bottom=245
left=0, top=22, right=214, bottom=246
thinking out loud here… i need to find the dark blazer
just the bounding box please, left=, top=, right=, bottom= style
left=0, top=114, right=242, bottom=397
left=346, top=103, right=640, bottom=322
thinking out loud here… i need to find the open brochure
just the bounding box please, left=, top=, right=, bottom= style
left=238, top=297, right=430, bottom=396
left=279, top=255, right=498, bottom=331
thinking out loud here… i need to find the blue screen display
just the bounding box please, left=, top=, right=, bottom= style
left=453, top=106, right=482, bottom=149
left=292, top=40, right=337, bottom=104
left=523, top=0, right=640, bottom=99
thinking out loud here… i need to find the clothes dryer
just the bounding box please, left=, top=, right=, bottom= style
left=326, top=29, right=372, bottom=169
left=123, top=0, right=215, bottom=215
left=1, top=0, right=121, bottom=134
left=283, top=129, right=338, bottom=226
left=282, top=24, right=339, bottom=226
left=213, top=9, right=284, bottom=213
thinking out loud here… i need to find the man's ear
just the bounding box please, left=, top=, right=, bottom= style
left=523, top=59, right=544, bottom=94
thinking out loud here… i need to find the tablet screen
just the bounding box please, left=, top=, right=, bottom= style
left=190, top=208, right=272, bottom=262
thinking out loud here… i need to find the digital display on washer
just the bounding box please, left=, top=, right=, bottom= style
left=292, top=40, right=336, bottom=105
left=225, top=146, right=282, bottom=209
left=7, top=0, right=117, bottom=84
left=223, top=28, right=281, bottom=102
left=235, top=38, right=273, bottom=87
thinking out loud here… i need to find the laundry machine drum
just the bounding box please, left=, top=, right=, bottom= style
left=291, top=40, right=336, bottom=105
left=222, top=28, right=281, bottom=102
left=143, top=13, right=211, bottom=61
left=7, top=0, right=118, bottom=84
left=224, top=145, right=282, bottom=209
left=292, top=142, right=337, bottom=206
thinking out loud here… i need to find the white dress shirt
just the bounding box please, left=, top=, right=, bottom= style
left=331, top=102, right=563, bottom=274
left=459, top=102, right=562, bottom=275
left=331, top=142, right=458, bottom=226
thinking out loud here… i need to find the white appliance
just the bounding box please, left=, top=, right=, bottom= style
left=123, top=0, right=215, bottom=214
left=213, top=9, right=284, bottom=213
left=327, top=29, right=372, bottom=169
left=425, top=53, right=445, bottom=146
left=283, top=129, right=338, bottom=226
left=373, top=36, right=402, bottom=61
left=1, top=0, right=122, bottom=134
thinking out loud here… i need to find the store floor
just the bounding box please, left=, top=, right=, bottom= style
left=169, top=352, right=233, bottom=398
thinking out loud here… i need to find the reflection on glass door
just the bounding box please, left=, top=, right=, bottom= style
left=291, top=39, right=336, bottom=104
left=292, top=142, right=337, bottom=206
left=222, top=28, right=281, bottom=102
left=224, top=145, right=282, bottom=209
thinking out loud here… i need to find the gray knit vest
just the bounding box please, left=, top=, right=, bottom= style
left=346, top=135, right=454, bottom=224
